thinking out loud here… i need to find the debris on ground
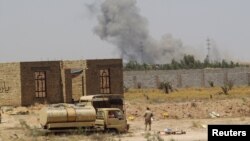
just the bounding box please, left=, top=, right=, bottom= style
left=128, top=115, right=135, bottom=121
left=9, top=107, right=29, bottom=115
left=162, top=112, right=169, bottom=119
left=209, top=111, right=220, bottom=118
left=1, top=106, right=14, bottom=113
left=158, top=128, right=186, bottom=135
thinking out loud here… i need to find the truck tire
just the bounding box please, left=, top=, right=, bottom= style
left=105, top=128, right=118, bottom=134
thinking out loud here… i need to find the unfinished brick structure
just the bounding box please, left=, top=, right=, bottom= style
left=0, top=59, right=123, bottom=106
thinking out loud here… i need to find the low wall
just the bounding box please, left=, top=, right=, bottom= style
left=123, top=67, right=250, bottom=88
left=0, top=63, right=21, bottom=106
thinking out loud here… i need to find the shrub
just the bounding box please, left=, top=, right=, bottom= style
left=221, top=85, right=229, bottom=95
left=137, top=82, right=142, bottom=89
left=227, top=80, right=234, bottom=90
left=208, top=81, right=214, bottom=87
left=221, top=80, right=234, bottom=94
left=159, top=81, right=173, bottom=94
left=124, top=86, right=129, bottom=93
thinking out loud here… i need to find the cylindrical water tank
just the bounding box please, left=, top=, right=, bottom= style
left=39, top=104, right=96, bottom=126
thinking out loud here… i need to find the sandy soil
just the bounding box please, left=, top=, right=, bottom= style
left=125, top=117, right=250, bottom=141
left=0, top=97, right=249, bottom=141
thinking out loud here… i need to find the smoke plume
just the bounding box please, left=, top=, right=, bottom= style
left=94, top=0, right=189, bottom=64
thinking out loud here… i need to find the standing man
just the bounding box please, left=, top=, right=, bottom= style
left=144, top=107, right=153, bottom=131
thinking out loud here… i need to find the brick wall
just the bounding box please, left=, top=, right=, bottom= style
left=0, top=63, right=21, bottom=106
left=0, top=59, right=124, bottom=106
left=86, top=59, right=123, bottom=95
left=20, top=61, right=62, bottom=106
left=63, top=69, right=72, bottom=103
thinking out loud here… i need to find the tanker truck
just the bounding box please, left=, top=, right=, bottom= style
left=39, top=102, right=128, bottom=133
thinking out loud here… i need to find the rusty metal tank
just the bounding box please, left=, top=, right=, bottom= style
left=39, top=103, right=96, bottom=126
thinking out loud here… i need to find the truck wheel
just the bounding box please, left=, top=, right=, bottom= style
left=43, top=125, right=47, bottom=129
left=106, top=128, right=118, bottom=135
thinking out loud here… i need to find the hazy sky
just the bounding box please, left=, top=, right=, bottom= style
left=0, top=0, right=249, bottom=63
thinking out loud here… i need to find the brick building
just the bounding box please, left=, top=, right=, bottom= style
left=0, top=59, right=123, bottom=106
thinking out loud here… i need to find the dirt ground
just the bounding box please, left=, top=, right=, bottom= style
left=0, top=97, right=249, bottom=141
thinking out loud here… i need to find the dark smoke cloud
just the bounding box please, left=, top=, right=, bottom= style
left=93, top=0, right=191, bottom=64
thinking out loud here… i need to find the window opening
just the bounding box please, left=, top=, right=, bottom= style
left=34, top=71, right=46, bottom=98
left=100, top=69, right=111, bottom=94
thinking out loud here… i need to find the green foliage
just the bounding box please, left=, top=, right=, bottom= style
left=123, top=55, right=246, bottom=71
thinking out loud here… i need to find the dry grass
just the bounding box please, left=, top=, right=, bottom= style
left=124, top=86, right=250, bottom=103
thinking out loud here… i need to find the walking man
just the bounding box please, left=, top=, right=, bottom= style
left=144, top=107, right=153, bottom=131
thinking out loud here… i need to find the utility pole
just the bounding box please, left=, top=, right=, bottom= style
left=140, top=42, right=144, bottom=64
left=206, top=38, right=210, bottom=63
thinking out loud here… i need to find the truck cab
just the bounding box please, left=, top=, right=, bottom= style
left=95, top=108, right=128, bottom=133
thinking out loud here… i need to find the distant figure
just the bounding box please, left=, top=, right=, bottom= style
left=144, top=107, right=153, bottom=131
